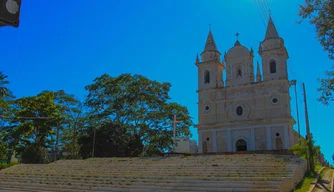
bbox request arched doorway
[236,139,247,151]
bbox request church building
[196,17,299,153]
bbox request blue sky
[1,0,333,163]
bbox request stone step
[0,171,293,178]
[0,180,280,192]
[0,175,284,186]
[0,174,286,181]
[4,166,295,172]
[3,168,294,173]
[13,162,291,166]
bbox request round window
[205,106,210,111]
[272,98,278,104]
[206,137,210,141]
[276,133,280,137]
[236,106,243,116]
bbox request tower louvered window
[270,60,277,74]
[204,71,210,84]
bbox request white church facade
[196,17,299,153]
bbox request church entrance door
[236,139,247,151]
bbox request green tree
[85,74,193,155]
[299,0,334,105]
[54,90,84,159]
[291,138,321,163]
[78,122,143,159]
[317,68,334,105]
[0,72,11,98]
[13,91,61,163]
[299,0,334,60]
[0,72,15,161]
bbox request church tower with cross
[195,17,299,153]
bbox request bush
[21,144,48,164]
[0,162,19,170]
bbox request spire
[234,40,241,46]
[204,30,218,52]
[256,61,262,82]
[265,17,279,39]
[196,53,200,64]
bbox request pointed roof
[256,62,261,76]
[256,61,262,82]
[265,17,279,39]
[234,40,241,46]
[204,30,218,52]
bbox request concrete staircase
[0,154,306,192]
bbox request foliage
[299,0,334,105]
[294,171,317,192]
[299,0,334,60]
[0,73,194,161]
[317,67,334,105]
[0,72,11,98]
[10,91,61,162]
[0,72,15,162]
[78,122,143,159]
[0,162,18,170]
[290,138,320,162]
[21,143,48,164]
[54,90,84,159]
[85,74,192,155]
[0,143,6,159]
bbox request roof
[265,17,279,39]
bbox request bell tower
[259,17,289,81]
[196,30,225,91]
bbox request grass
[294,171,317,192]
[315,164,323,172]
[0,162,19,170]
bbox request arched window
[270,60,277,74]
[237,69,242,77]
[204,70,210,84]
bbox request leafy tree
[54,90,84,159]
[0,72,15,161]
[21,143,48,164]
[299,0,334,105]
[78,122,143,159]
[13,91,61,163]
[85,74,193,155]
[290,138,321,164]
[0,72,11,98]
[299,0,334,59]
[317,67,334,105]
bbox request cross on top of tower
[234,32,241,46]
[235,32,240,40]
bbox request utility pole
[303,83,314,172]
[290,80,301,143]
[92,107,103,158]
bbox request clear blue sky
[1,0,333,163]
